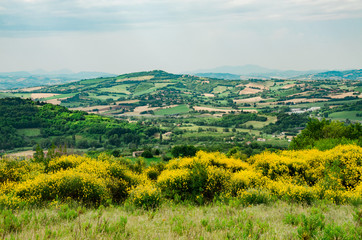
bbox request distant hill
[296,69,362,80]
[193,72,241,80]
[191,65,323,79]
[0,70,116,90]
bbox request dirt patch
[283,98,329,103]
[203,93,215,97]
[120,104,178,116]
[289,91,312,97]
[31,93,59,99]
[329,92,359,99]
[115,100,140,104]
[7,150,34,158]
[234,97,271,104]
[18,86,44,92]
[239,87,263,95]
[193,106,257,113]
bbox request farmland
[0,70,361,158]
[0,70,361,240]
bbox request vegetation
[290,119,362,150]
[0,73,361,238]
[0,98,159,150]
[0,143,361,238]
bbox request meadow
[0,144,361,239]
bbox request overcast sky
[0,0,361,74]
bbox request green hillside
[0,98,160,151]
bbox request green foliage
[290,118,362,150]
[171,145,197,158]
[232,189,275,207]
[297,209,325,240]
[58,204,78,220]
[0,97,159,150]
[263,113,309,134]
[141,150,153,158]
[0,210,22,234]
[207,112,267,128]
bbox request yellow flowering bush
[0,144,361,207]
[267,180,318,204]
[128,184,161,209]
[47,155,89,172]
[229,170,266,196]
[0,157,43,183]
[13,169,110,204]
[157,169,190,198]
[204,166,231,200]
[322,145,362,189]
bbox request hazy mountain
[193,65,276,75]
[296,69,362,80]
[193,72,241,80]
[0,70,116,90]
[191,65,324,79]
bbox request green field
[88,93,124,101]
[245,116,277,129]
[100,84,131,94]
[41,93,76,100]
[329,111,362,121]
[212,86,227,94]
[133,83,174,96]
[0,92,33,98]
[154,104,190,115]
[80,78,108,85]
[17,128,41,137]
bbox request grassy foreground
[1,144,361,239]
[1,201,361,239]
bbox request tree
[33,144,44,162]
[171,145,197,158]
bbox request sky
[0,0,361,74]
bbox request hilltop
[0,70,115,90]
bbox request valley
[1,70,361,158]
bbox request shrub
[47,155,87,172]
[157,169,190,199]
[13,170,109,204]
[141,150,153,158]
[233,189,274,206]
[229,170,265,196]
[128,184,161,209]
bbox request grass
[292,99,361,108]
[212,86,227,94]
[0,93,33,98]
[244,116,277,129]
[100,84,132,94]
[1,201,359,240]
[87,93,124,101]
[154,105,190,115]
[179,126,260,135]
[126,156,162,165]
[17,128,41,137]
[41,93,76,100]
[133,83,174,97]
[329,111,362,121]
[80,78,109,85]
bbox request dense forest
[0,98,160,150]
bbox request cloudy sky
[0,0,361,74]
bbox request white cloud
[0,0,361,72]
[1,0,361,34]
